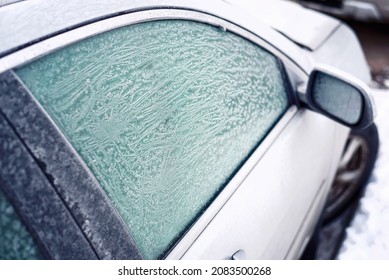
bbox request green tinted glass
[0,188,42,259]
[16,20,288,259]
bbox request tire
[322,123,379,224]
[302,124,379,259]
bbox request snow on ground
[338,89,389,259]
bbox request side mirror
[306,66,375,130]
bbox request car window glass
[15,20,289,259]
[0,188,42,259]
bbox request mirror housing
[306,65,375,130]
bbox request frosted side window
[0,189,42,259]
[16,20,289,259]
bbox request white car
[0,0,378,260]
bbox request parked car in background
[292,0,389,23]
[0,0,378,259]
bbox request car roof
[0,0,313,73]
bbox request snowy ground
[338,88,389,259]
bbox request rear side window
[0,188,42,259]
[16,20,289,259]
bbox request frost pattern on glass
[0,189,42,259]
[16,20,288,259]
[313,72,362,124]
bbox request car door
[0,9,349,259]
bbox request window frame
[0,9,307,259]
[0,99,100,259]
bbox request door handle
[231,250,246,260]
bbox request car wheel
[323,123,379,224]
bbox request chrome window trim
[0,9,306,259]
